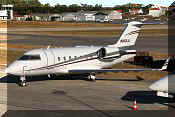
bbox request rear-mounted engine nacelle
[97,47,120,59]
[97,48,106,59]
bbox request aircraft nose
[149,77,168,92]
[149,82,158,91]
[5,65,13,74]
[5,62,23,75]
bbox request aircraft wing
[69,68,162,74]
[69,58,169,74]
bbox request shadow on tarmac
[96,76,144,82]
[0,74,82,84]
[0,74,144,84]
[122,90,175,108]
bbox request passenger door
[43,49,55,73]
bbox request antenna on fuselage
[47,45,51,49]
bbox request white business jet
[4,21,166,87]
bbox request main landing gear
[48,74,55,79]
[88,74,96,81]
[19,75,27,87]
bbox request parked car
[103,18,109,22]
[96,18,109,22]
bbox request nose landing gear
[19,75,27,87]
[88,74,96,81]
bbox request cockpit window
[18,55,41,60]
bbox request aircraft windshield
[18,55,41,60]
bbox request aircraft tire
[19,80,27,87]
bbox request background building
[129,8,143,15]
[94,12,108,22]
[108,10,123,21]
[76,11,97,22]
[62,13,77,21]
[0,4,13,20]
[0,10,7,20]
[149,5,167,17]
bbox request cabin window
[63,57,66,61]
[18,55,41,60]
[58,57,60,61]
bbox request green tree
[54,4,68,13]
[142,4,153,15]
[68,4,81,12]
[81,4,93,11]
[113,5,129,13]
[93,4,103,11]
[42,3,52,13]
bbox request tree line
[5,0,152,15]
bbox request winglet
[160,57,170,71]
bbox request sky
[39,0,174,7]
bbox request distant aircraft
[3,21,166,87]
[149,58,174,98]
[149,67,174,98]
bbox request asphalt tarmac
[7,34,168,53]
[6,25,168,32]
[0,75,170,112]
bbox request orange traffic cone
[133,99,138,111]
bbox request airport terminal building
[0,4,13,20]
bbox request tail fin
[110,21,143,48]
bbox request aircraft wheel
[19,80,27,87]
[88,74,96,81]
[19,76,27,87]
[172,95,175,100]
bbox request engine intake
[97,48,106,59]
